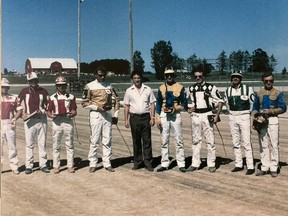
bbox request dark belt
[130,113,150,117]
[194,108,212,113]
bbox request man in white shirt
[224,71,255,175]
[124,70,156,171]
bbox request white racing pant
[24,117,48,169]
[191,112,216,168]
[88,111,112,168]
[1,119,19,171]
[229,114,254,169]
[159,112,185,168]
[258,117,279,172]
[52,117,74,168]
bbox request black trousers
[130,113,153,168]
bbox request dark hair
[96,65,107,73]
[130,70,143,79]
[262,72,274,81]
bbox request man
[224,71,255,175]
[82,66,120,173]
[252,72,286,178]
[18,72,50,174]
[47,76,77,174]
[186,70,224,173]
[1,78,23,174]
[124,70,156,171]
[155,68,187,173]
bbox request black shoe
[105,166,115,172]
[146,166,154,172]
[179,167,186,173]
[246,169,255,175]
[256,170,267,176]
[89,167,96,173]
[186,166,198,172]
[270,171,277,178]
[41,167,50,173]
[231,167,244,172]
[157,167,168,172]
[208,167,216,173]
[25,168,32,175]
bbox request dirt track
[1,107,288,216]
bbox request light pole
[129,0,134,73]
[77,0,83,79]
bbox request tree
[186,53,201,73]
[170,52,185,72]
[229,50,244,72]
[242,50,251,74]
[216,50,227,74]
[251,48,270,72]
[192,58,214,76]
[281,67,287,77]
[150,40,173,79]
[3,68,8,75]
[269,54,277,72]
[133,50,145,73]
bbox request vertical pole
[77,0,81,79]
[129,0,134,73]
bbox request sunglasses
[194,75,203,79]
[264,79,274,84]
[97,74,106,77]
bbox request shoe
[156,167,168,172]
[256,170,267,176]
[25,168,32,175]
[208,167,216,173]
[12,169,20,175]
[246,169,255,175]
[186,166,198,172]
[231,167,244,172]
[54,167,60,174]
[68,167,75,173]
[270,171,277,178]
[132,166,140,170]
[105,166,115,172]
[146,166,154,172]
[89,167,96,173]
[41,166,50,173]
[179,167,186,173]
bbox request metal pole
[77,0,81,79]
[129,0,134,73]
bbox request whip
[73,118,82,145]
[115,124,132,157]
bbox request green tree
[251,48,270,72]
[150,40,173,79]
[216,50,227,74]
[269,54,277,72]
[3,68,8,75]
[170,52,185,72]
[133,50,145,73]
[192,59,214,76]
[281,67,287,77]
[186,53,201,73]
[242,50,251,73]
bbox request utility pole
[129,0,134,73]
[77,0,82,79]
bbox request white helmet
[27,72,38,81]
[55,76,67,85]
[1,78,10,87]
[164,68,175,74]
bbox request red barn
[25,58,77,75]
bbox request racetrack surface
[1,107,288,216]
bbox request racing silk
[18,86,49,115]
[1,94,23,120]
[187,81,223,113]
[225,84,254,115]
[252,87,287,115]
[48,92,77,116]
[156,82,187,115]
[82,79,120,115]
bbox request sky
[2,0,288,73]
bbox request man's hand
[112,117,118,125]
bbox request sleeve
[248,86,255,111]
[251,92,260,117]
[276,92,287,113]
[70,96,77,111]
[149,88,156,104]
[111,87,120,117]
[156,89,163,115]
[47,98,55,112]
[174,86,187,111]
[81,84,90,108]
[123,89,130,105]
[223,88,230,111]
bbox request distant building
[25,58,77,75]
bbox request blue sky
[2,0,288,73]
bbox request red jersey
[1,94,22,120]
[48,92,77,115]
[18,86,49,115]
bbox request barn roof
[28,58,77,69]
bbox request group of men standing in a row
[1,66,286,177]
